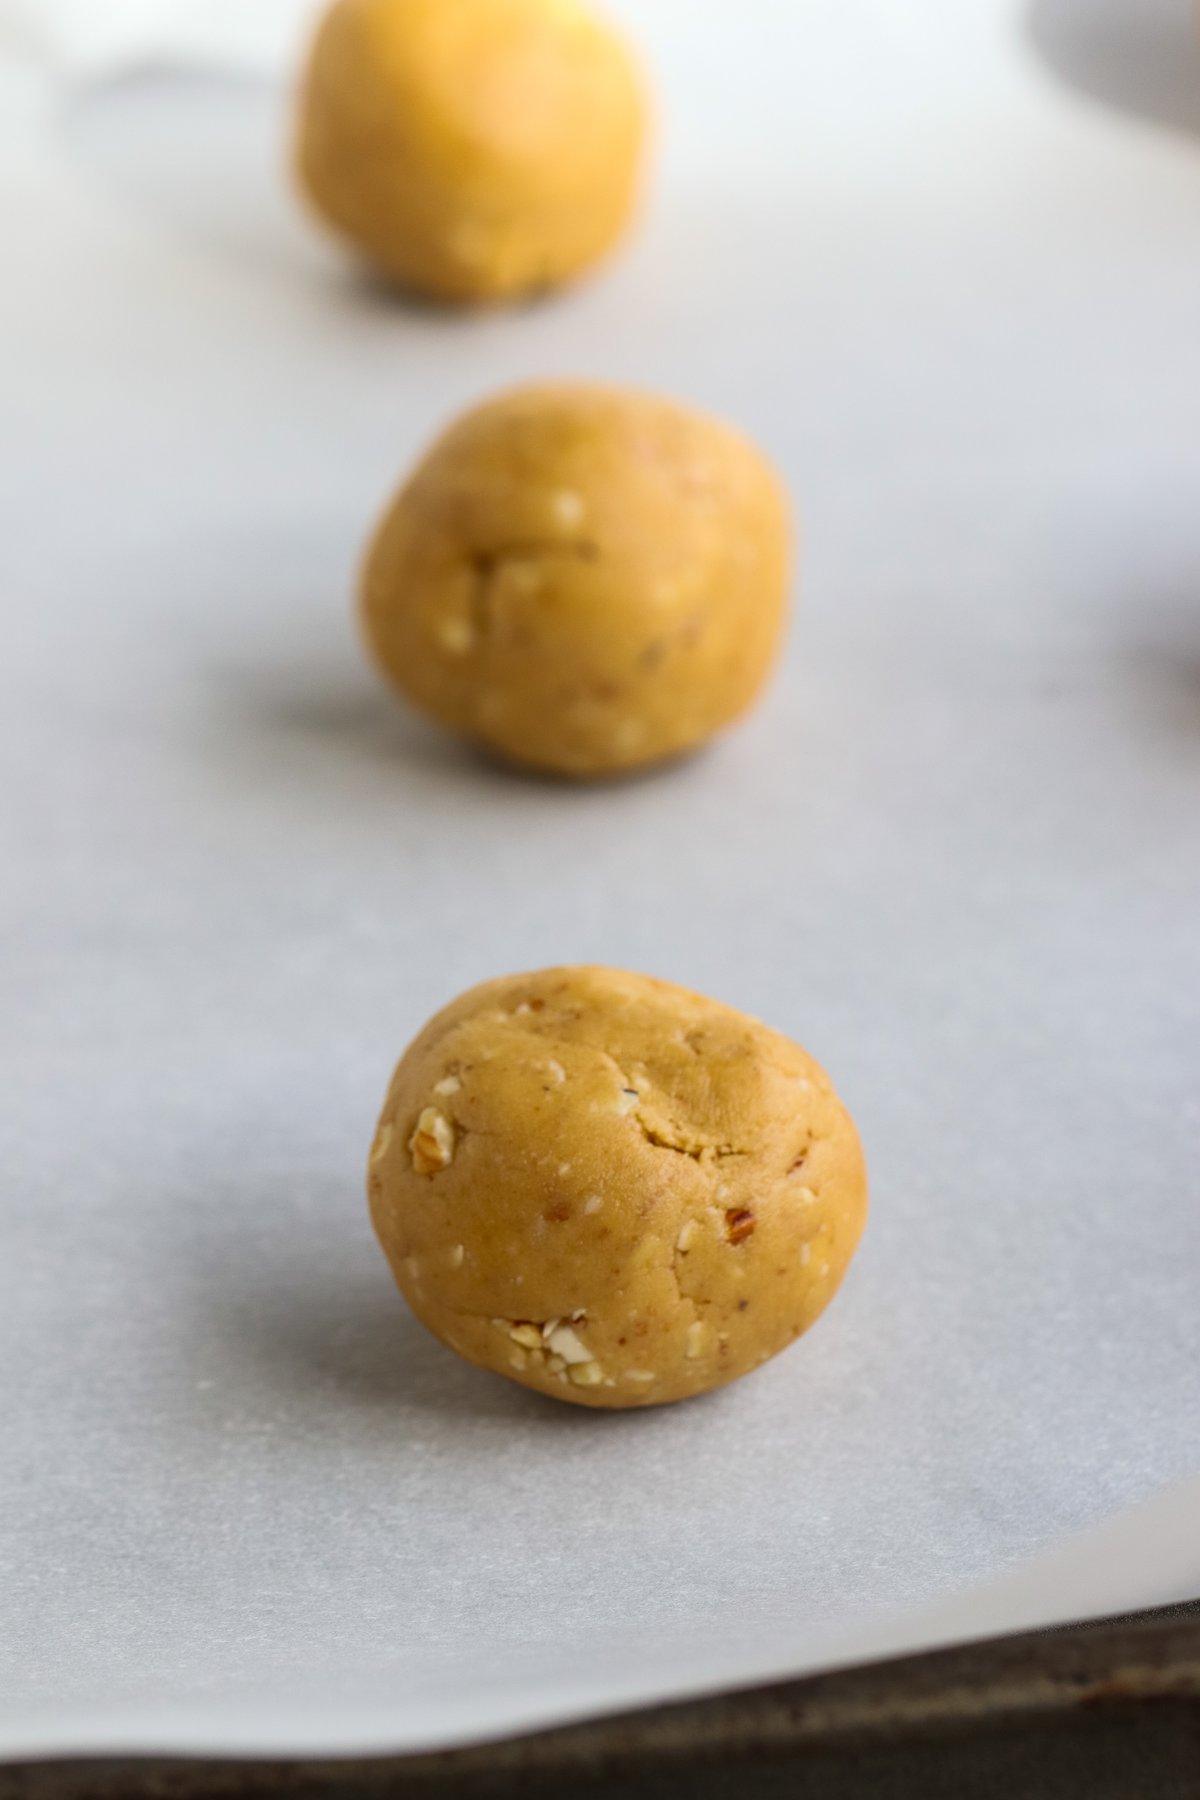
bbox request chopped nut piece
[404,1258,421,1282]
[686,1320,706,1360]
[796,1185,818,1205]
[623,1369,656,1384]
[676,1218,699,1253]
[509,1349,527,1371]
[448,1244,465,1268]
[799,1243,812,1267]
[545,1060,566,1083]
[410,1107,454,1175]
[584,1195,603,1215]
[546,1353,567,1375]
[434,1075,462,1097]
[540,1318,561,1340]
[568,1360,603,1387]
[726,1209,756,1245]
[509,1323,543,1349]
[545,1324,590,1364]
[553,489,585,528]
[615,1086,639,1114]
[369,1121,395,1167]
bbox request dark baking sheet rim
[4,1604,1198,1798]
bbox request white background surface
[1,0,1199,1761]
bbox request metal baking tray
[5,1606,1197,1800]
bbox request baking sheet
[1,0,1199,1762]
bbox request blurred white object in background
[0,0,320,79]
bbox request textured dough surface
[295,0,648,301]
[360,383,794,776]
[368,968,867,1409]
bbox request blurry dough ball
[360,383,793,776]
[368,967,867,1410]
[295,0,649,302]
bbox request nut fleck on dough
[295,0,650,304]
[367,967,867,1410]
[409,1108,454,1175]
[359,383,793,778]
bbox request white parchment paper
[1,0,1198,1762]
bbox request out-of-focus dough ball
[359,383,794,776]
[368,967,867,1409]
[295,0,649,302]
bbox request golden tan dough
[368,967,867,1409]
[295,0,649,302]
[359,382,794,776]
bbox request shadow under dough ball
[295,0,650,302]
[368,967,867,1409]
[359,383,794,776]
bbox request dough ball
[359,383,793,776]
[368,967,867,1409]
[295,0,649,302]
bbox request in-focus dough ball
[360,383,793,775]
[295,0,649,302]
[368,968,867,1409]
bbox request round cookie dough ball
[359,383,793,776]
[368,968,866,1409]
[295,0,649,302]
